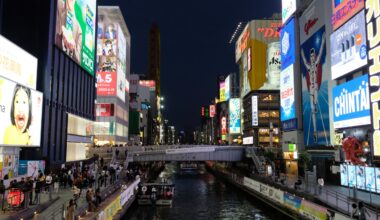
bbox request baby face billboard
[0,76,43,146]
[55,0,96,76]
[300,26,330,146]
[330,11,367,79]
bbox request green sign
[288,144,296,152]
[55,0,96,76]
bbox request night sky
[101,0,281,131]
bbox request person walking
[317,176,324,195]
[358,201,371,220]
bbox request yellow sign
[104,196,121,220]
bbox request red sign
[201,107,205,117]
[304,18,318,35]
[239,31,250,54]
[139,80,156,91]
[95,104,114,117]
[7,189,24,206]
[256,22,281,38]
[210,105,216,118]
[96,72,116,96]
[332,0,364,30]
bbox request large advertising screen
[55,0,96,75]
[229,98,241,134]
[281,17,296,70]
[357,166,365,190]
[282,0,296,24]
[331,0,364,31]
[280,64,295,122]
[340,164,348,186]
[0,76,43,147]
[332,74,370,129]
[300,1,330,146]
[0,35,38,89]
[330,11,367,80]
[348,165,356,187]
[376,168,380,193]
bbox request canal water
[123,163,290,220]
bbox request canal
[123,163,291,220]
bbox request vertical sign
[252,96,258,126]
[366,0,380,156]
[282,0,297,24]
[280,64,296,122]
[281,17,296,70]
[210,105,216,118]
[229,98,241,134]
[299,0,330,146]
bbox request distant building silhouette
[148,24,161,96]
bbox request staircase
[246,147,266,175]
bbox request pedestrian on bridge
[317,176,324,195]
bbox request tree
[299,151,312,191]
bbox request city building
[94,6,131,147]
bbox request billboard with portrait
[356,166,365,190]
[280,64,295,122]
[300,1,330,146]
[0,76,43,147]
[330,11,367,79]
[332,74,370,129]
[348,165,356,187]
[331,0,364,31]
[55,0,96,75]
[281,17,296,70]
[229,98,241,134]
[365,167,376,192]
[340,164,348,186]
[0,35,38,89]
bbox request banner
[300,200,327,220]
[283,192,302,210]
[332,74,370,129]
[0,35,37,89]
[331,0,364,31]
[104,195,121,220]
[229,98,241,134]
[55,0,96,75]
[330,11,367,79]
[243,177,260,192]
[0,76,43,147]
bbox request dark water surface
[123,163,290,220]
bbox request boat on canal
[137,182,175,206]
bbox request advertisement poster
[365,167,376,192]
[224,76,231,101]
[332,74,370,129]
[340,164,348,186]
[356,166,365,190]
[282,0,296,24]
[300,200,327,220]
[18,160,28,176]
[96,104,114,117]
[283,193,302,210]
[117,24,126,75]
[0,35,38,89]
[96,72,117,96]
[281,17,296,70]
[331,0,364,31]
[348,165,356,187]
[229,98,241,134]
[330,11,367,79]
[219,81,226,102]
[376,168,380,193]
[0,76,43,147]
[280,64,295,122]
[300,26,330,146]
[55,0,96,75]
[27,160,45,178]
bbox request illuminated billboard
[282,0,296,24]
[55,0,96,75]
[280,64,295,122]
[96,72,116,96]
[330,11,367,80]
[332,74,370,129]
[139,80,156,91]
[0,76,43,147]
[225,76,231,101]
[229,98,241,134]
[210,105,216,118]
[116,65,125,102]
[366,0,380,156]
[95,103,114,117]
[219,81,226,102]
[331,0,364,31]
[281,17,296,70]
[252,96,258,126]
[0,35,37,89]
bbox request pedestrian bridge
[90,145,246,162]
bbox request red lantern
[7,189,24,206]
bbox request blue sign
[282,118,297,131]
[333,74,370,129]
[281,17,296,70]
[284,192,302,210]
